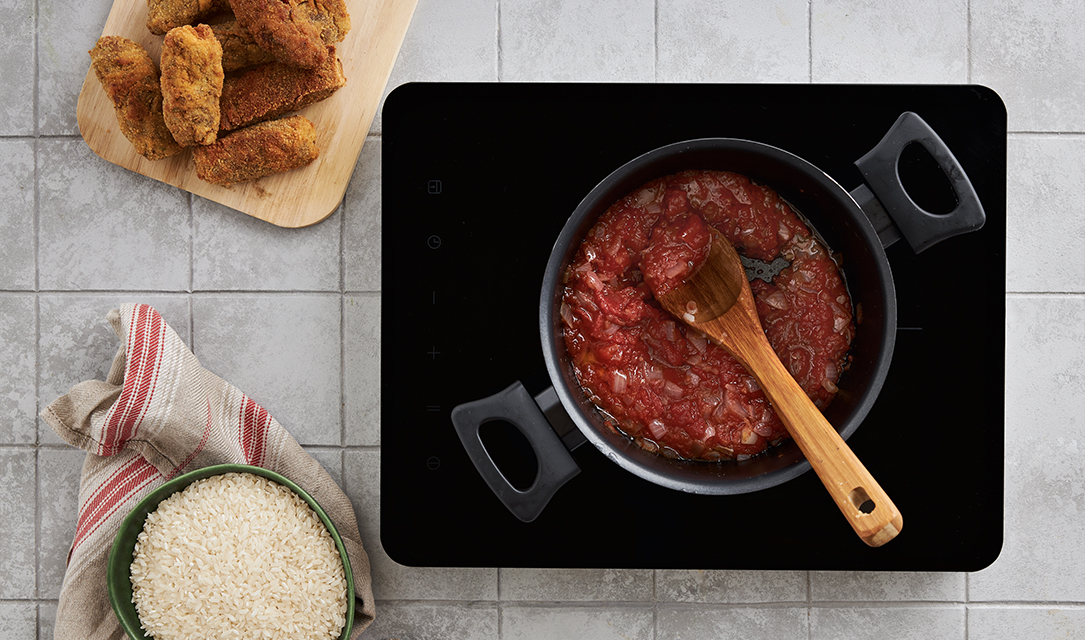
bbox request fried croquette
[193,115,319,185]
[296,0,351,45]
[88,36,183,161]
[209,18,276,72]
[218,49,345,132]
[160,24,224,146]
[146,0,231,35]
[229,0,350,69]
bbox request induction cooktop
[379,83,1006,570]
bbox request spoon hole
[849,487,876,514]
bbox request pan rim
[539,137,898,495]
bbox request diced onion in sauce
[761,291,788,310]
[647,419,667,439]
[611,371,628,393]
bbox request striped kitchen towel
[40,303,375,640]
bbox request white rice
[130,472,347,640]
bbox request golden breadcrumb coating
[193,115,319,185]
[160,24,224,146]
[296,0,351,45]
[88,36,183,161]
[209,18,276,72]
[218,49,345,132]
[146,0,231,35]
[229,0,350,69]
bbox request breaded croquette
[88,36,183,161]
[193,115,319,185]
[218,49,345,132]
[295,0,351,46]
[229,0,350,69]
[146,0,231,35]
[160,24,224,146]
[209,18,276,72]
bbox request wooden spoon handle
[714,314,903,547]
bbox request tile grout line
[653,0,659,83]
[808,0,813,83]
[188,191,195,352]
[652,569,658,640]
[807,570,813,640]
[966,0,973,86]
[495,0,502,82]
[340,178,347,450]
[33,0,42,611]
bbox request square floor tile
[658,570,807,604]
[37,140,190,291]
[501,568,653,602]
[0,0,33,135]
[0,139,35,289]
[658,605,808,640]
[343,138,381,293]
[358,602,498,640]
[968,606,1085,640]
[0,602,37,640]
[504,606,653,640]
[0,449,36,598]
[969,296,1085,601]
[809,606,963,640]
[810,571,964,602]
[972,0,1085,132]
[0,295,37,444]
[812,0,968,83]
[1005,135,1085,293]
[499,0,655,81]
[658,0,809,83]
[343,295,380,446]
[37,447,86,599]
[37,1,114,135]
[192,295,342,446]
[193,198,341,291]
[37,603,57,640]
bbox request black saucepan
[452,112,984,522]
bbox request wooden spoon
[655,228,903,547]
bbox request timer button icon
[427,235,442,249]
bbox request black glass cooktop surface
[380,83,1005,570]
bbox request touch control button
[427,179,443,194]
[426,456,441,471]
[427,235,442,249]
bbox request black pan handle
[853,111,985,253]
[451,382,580,523]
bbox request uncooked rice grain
[130,472,347,640]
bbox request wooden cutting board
[76,0,417,228]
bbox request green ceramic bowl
[107,463,355,640]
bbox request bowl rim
[106,463,356,640]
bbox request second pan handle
[854,111,985,253]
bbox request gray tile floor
[2,0,1084,638]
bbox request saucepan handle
[451,382,580,523]
[853,111,985,253]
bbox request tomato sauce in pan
[560,170,855,461]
